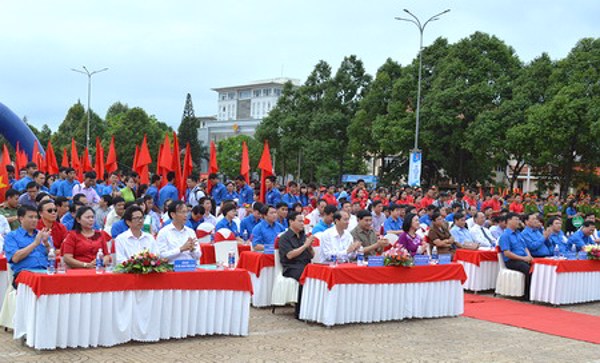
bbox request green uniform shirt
[0,207,19,230]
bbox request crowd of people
[2,161,600,314]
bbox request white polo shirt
[114,229,160,263]
[319,226,353,263]
[156,223,201,262]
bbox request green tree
[216,135,262,180]
[52,101,105,153]
[178,93,208,170]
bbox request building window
[239,90,251,99]
[228,92,236,100]
[220,93,227,101]
[262,88,271,97]
[253,89,261,98]
[274,88,282,96]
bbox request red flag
[207,141,218,195]
[95,137,105,180]
[15,142,27,174]
[258,140,274,203]
[132,145,140,174]
[61,148,69,168]
[45,140,59,175]
[171,132,183,198]
[31,141,45,172]
[240,141,250,184]
[105,136,118,173]
[159,133,173,172]
[135,134,152,184]
[181,142,193,195]
[2,144,11,169]
[71,138,81,180]
[156,143,163,176]
[0,157,9,203]
[81,147,93,173]
[479,187,483,200]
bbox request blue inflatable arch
[0,102,44,158]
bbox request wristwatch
[83,262,88,268]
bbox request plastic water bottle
[553,244,560,259]
[330,254,337,267]
[571,243,577,253]
[47,248,56,275]
[57,255,66,274]
[431,246,438,262]
[228,250,236,269]
[96,248,105,274]
[356,246,364,266]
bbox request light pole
[71,66,108,148]
[395,8,450,151]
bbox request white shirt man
[319,211,362,263]
[306,200,326,232]
[0,214,10,252]
[156,201,201,262]
[469,212,496,248]
[114,207,160,263]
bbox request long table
[199,243,251,265]
[299,263,467,326]
[237,251,275,307]
[530,258,600,305]
[453,249,499,291]
[14,268,253,350]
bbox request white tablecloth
[300,279,464,326]
[458,261,499,291]
[530,263,600,305]
[0,271,8,308]
[15,286,251,350]
[248,267,275,307]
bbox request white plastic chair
[494,251,525,297]
[384,233,399,245]
[196,222,215,243]
[271,249,299,310]
[0,265,16,330]
[214,241,239,267]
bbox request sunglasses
[44,208,58,213]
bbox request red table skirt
[532,258,600,273]
[453,249,498,266]
[237,251,275,277]
[300,263,467,290]
[200,243,251,264]
[16,268,253,297]
[0,255,6,271]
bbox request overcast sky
[1,0,598,132]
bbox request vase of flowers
[383,246,414,267]
[584,245,600,260]
[115,249,173,274]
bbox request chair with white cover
[196,222,215,243]
[0,266,16,330]
[383,233,399,245]
[214,241,239,267]
[214,228,237,243]
[494,251,525,297]
[271,248,299,312]
[311,232,324,263]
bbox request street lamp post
[395,8,449,186]
[71,66,108,148]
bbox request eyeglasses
[44,208,57,213]
[130,217,144,221]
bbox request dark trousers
[505,259,532,300]
[283,266,305,319]
[12,272,19,290]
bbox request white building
[198,78,301,146]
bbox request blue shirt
[58,179,79,198]
[3,227,48,274]
[222,191,240,202]
[251,220,285,247]
[521,226,552,257]
[567,230,593,252]
[158,183,179,208]
[238,184,254,205]
[277,217,289,229]
[282,193,301,209]
[49,179,64,196]
[240,215,261,238]
[61,213,75,230]
[111,219,129,239]
[215,218,239,237]
[185,217,203,231]
[384,217,402,234]
[210,183,227,206]
[548,231,568,253]
[312,220,332,234]
[146,185,159,207]
[419,214,432,226]
[12,176,33,192]
[445,213,454,222]
[299,194,309,207]
[450,225,474,243]
[266,188,282,206]
[499,228,527,262]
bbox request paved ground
[1,293,599,363]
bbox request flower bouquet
[383,246,414,267]
[115,249,173,274]
[583,245,600,260]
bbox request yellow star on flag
[0,175,7,189]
